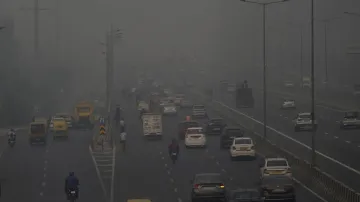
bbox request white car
[340,111,360,129]
[230,137,256,160]
[284,81,294,88]
[162,104,177,115]
[294,112,317,132]
[185,127,206,148]
[281,99,296,109]
[260,157,292,178]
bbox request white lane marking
[174,188,178,192]
[96,159,112,162]
[221,169,226,173]
[229,177,233,181]
[41,182,46,186]
[40,192,43,196]
[216,161,220,165]
[43,174,47,178]
[89,145,107,198]
[170,178,174,183]
[44,160,47,164]
[160,152,163,155]
[256,151,328,202]
[161,156,164,160]
[46,150,49,153]
[284,117,288,119]
[215,100,360,176]
[324,132,328,135]
[345,141,351,144]
[280,114,282,117]
[177,198,182,202]
[97,164,113,167]
[44,167,47,171]
[167,170,171,175]
[334,136,339,139]
[165,164,168,167]
[110,141,116,202]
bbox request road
[112,94,321,202]
[0,128,105,202]
[212,86,360,191]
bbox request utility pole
[310,0,316,167]
[20,0,49,56]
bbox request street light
[240,0,290,139]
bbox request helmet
[69,172,74,176]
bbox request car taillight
[193,184,199,189]
[219,183,225,189]
[232,146,236,150]
[264,169,269,174]
[286,168,292,173]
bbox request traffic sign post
[100,124,106,135]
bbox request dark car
[206,118,227,135]
[226,188,264,202]
[178,121,200,140]
[260,176,295,201]
[220,127,245,149]
[190,173,226,202]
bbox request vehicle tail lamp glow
[219,183,225,189]
[193,184,200,189]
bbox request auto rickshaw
[29,120,48,144]
[52,117,69,139]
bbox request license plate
[70,191,76,194]
[202,187,215,191]
[213,128,220,131]
[239,147,247,151]
[172,153,177,156]
[271,171,283,174]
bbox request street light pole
[240,0,290,139]
[310,0,316,167]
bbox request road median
[189,89,360,202]
[91,121,113,152]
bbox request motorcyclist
[64,172,79,199]
[7,129,16,143]
[168,138,180,157]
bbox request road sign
[100,125,106,135]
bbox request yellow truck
[29,119,48,144]
[52,117,69,139]
[74,101,95,129]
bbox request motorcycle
[67,189,78,202]
[8,137,16,148]
[171,152,178,164]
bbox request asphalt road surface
[0,128,105,202]
[210,86,360,191]
[111,94,322,202]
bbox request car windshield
[262,176,292,185]
[195,174,222,183]
[298,114,311,119]
[232,191,260,199]
[235,138,252,144]
[226,129,244,137]
[188,128,203,134]
[193,105,205,110]
[267,160,288,167]
[31,124,45,133]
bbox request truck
[74,101,95,129]
[142,113,163,139]
[235,80,254,108]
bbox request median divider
[189,89,360,202]
[91,119,113,151]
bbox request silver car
[281,99,296,109]
[294,112,317,132]
[340,111,360,129]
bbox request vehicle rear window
[31,124,45,133]
[193,105,205,110]
[298,114,311,119]
[233,191,260,199]
[188,128,203,134]
[226,129,244,137]
[77,107,90,113]
[235,139,252,144]
[195,174,222,183]
[267,160,288,167]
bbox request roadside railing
[190,89,360,202]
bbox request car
[220,127,245,149]
[180,100,193,108]
[190,173,226,202]
[284,81,294,88]
[260,176,295,202]
[55,113,74,128]
[226,188,264,202]
[293,112,317,132]
[230,137,256,160]
[192,105,208,118]
[162,104,177,115]
[206,118,227,135]
[185,127,207,148]
[260,157,292,178]
[174,94,185,106]
[281,99,296,109]
[178,121,200,140]
[340,111,360,129]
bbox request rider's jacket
[65,175,79,190]
[168,143,179,154]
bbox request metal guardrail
[190,89,360,202]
